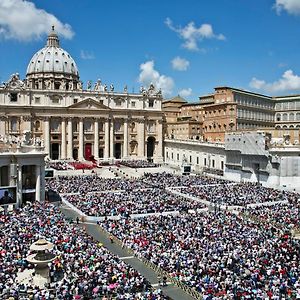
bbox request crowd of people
[119,160,159,169]
[100,211,300,299]
[142,172,228,188]
[65,189,206,217]
[46,175,151,194]
[0,203,168,299]
[242,199,300,230]
[178,182,299,206]
[46,161,71,171]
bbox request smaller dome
[26,26,79,78]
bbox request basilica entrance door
[114,143,122,159]
[84,143,92,160]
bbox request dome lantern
[46,25,60,47]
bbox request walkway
[60,205,195,300]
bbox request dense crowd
[100,212,300,299]
[179,182,300,206]
[46,161,71,171]
[0,203,168,299]
[65,189,206,217]
[243,199,300,230]
[119,160,159,168]
[46,175,151,194]
[143,172,228,188]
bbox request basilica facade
[0,27,164,162]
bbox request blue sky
[1,0,300,101]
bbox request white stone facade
[164,139,226,175]
[0,28,164,162]
[0,146,46,206]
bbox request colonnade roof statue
[26,26,79,79]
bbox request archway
[73,148,78,160]
[114,143,122,159]
[84,143,92,160]
[51,143,59,160]
[147,136,156,161]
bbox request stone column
[44,117,50,158]
[78,118,84,160]
[138,120,145,158]
[0,117,6,135]
[104,119,110,159]
[17,164,22,208]
[35,165,41,202]
[94,119,99,159]
[67,118,73,159]
[123,119,128,158]
[61,118,66,159]
[156,119,163,162]
[40,160,45,202]
[110,118,114,158]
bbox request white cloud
[278,62,288,68]
[274,0,300,15]
[179,88,192,98]
[0,0,74,41]
[80,50,95,60]
[165,17,225,51]
[250,70,300,93]
[138,60,174,96]
[171,56,190,71]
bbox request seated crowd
[0,203,168,299]
[46,161,71,171]
[242,199,300,230]
[65,189,206,217]
[119,160,158,169]
[100,212,300,299]
[46,175,151,194]
[179,182,300,206]
[143,172,228,188]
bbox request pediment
[68,98,110,110]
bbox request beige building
[0,27,164,162]
[163,87,300,145]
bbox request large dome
[26,26,79,78]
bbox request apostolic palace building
[0,27,164,163]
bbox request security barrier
[98,226,203,300]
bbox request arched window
[282,113,288,121]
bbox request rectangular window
[73,99,78,104]
[52,98,59,104]
[204,158,207,166]
[10,118,18,132]
[149,99,154,108]
[190,155,192,163]
[171,153,173,159]
[10,93,18,102]
[35,97,40,104]
[197,157,199,165]
[115,99,122,106]
[212,160,215,168]
[177,153,179,161]
[221,161,224,170]
[131,101,136,107]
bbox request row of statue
[0,132,44,148]
[1,73,162,96]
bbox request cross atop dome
[46,25,60,47]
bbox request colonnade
[42,116,162,160]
